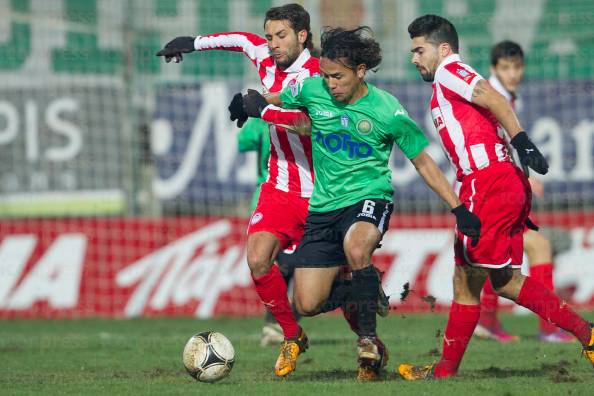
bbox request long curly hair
[320,26,382,71]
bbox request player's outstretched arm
[471,79,548,174]
[410,150,481,246]
[235,90,310,135]
[156,32,268,65]
[262,106,311,136]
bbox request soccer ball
[182,331,235,383]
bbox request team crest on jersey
[356,119,373,135]
[456,68,469,78]
[457,68,474,82]
[289,80,299,97]
[340,114,349,127]
[251,212,263,225]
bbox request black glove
[452,204,481,247]
[228,93,248,128]
[242,89,269,118]
[525,217,539,231]
[156,36,195,63]
[510,131,549,175]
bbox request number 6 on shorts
[362,200,376,215]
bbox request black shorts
[276,249,298,277]
[293,198,393,268]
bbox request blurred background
[1,0,593,318]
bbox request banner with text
[1,214,593,318]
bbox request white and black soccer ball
[182,331,235,383]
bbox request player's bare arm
[472,79,548,174]
[470,79,522,138]
[410,151,460,209]
[410,150,481,246]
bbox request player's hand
[525,217,539,231]
[228,93,248,128]
[243,89,269,118]
[510,131,549,175]
[156,36,195,63]
[452,204,481,247]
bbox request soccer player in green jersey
[237,118,271,211]
[236,26,481,380]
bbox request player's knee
[452,271,482,303]
[247,252,272,278]
[344,246,371,270]
[293,297,320,317]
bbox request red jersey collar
[436,53,462,74]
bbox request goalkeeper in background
[473,40,574,343]
[236,118,301,347]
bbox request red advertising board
[1,214,593,318]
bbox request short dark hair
[320,26,382,71]
[264,3,313,51]
[408,14,459,53]
[491,40,524,66]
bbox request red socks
[516,276,591,346]
[435,302,481,378]
[479,278,499,328]
[529,263,557,334]
[252,264,299,339]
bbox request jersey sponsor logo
[431,108,446,131]
[250,212,263,225]
[314,131,373,159]
[315,110,334,117]
[340,114,349,127]
[356,119,373,135]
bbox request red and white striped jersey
[194,32,319,197]
[430,54,511,181]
